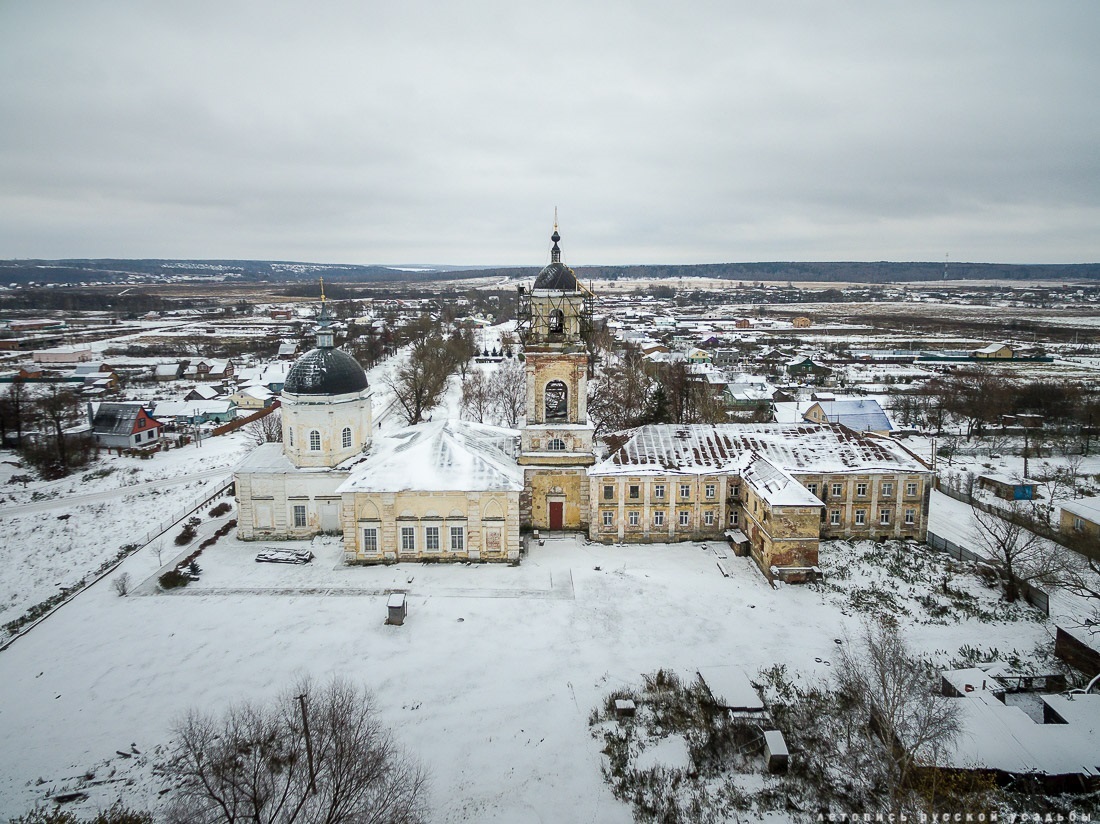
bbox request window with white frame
[628,511,639,526]
[679,510,689,526]
[1074,517,1084,531]
[449,526,464,552]
[680,483,691,498]
[309,430,321,451]
[342,427,352,449]
[728,510,738,526]
[654,484,665,499]
[547,438,566,451]
[602,511,613,527]
[288,429,294,447]
[856,483,867,497]
[705,483,716,499]
[855,510,866,525]
[904,509,915,525]
[401,526,415,552]
[832,482,843,497]
[881,482,893,497]
[830,509,840,525]
[704,510,714,526]
[425,526,440,552]
[879,509,891,525]
[906,482,918,497]
[653,511,665,526]
[807,483,818,495]
[293,505,307,528]
[362,527,378,553]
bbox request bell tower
[517,221,595,532]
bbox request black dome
[533,261,579,291]
[283,347,369,396]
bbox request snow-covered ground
[0,532,1064,821]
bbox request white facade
[281,387,373,468]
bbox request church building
[234,225,933,582]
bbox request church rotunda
[280,301,372,468]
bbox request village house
[972,341,1014,359]
[88,402,164,450]
[799,399,893,434]
[1059,498,1100,554]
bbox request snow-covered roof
[810,400,893,432]
[153,400,233,418]
[696,666,765,711]
[339,420,522,494]
[1059,497,1100,524]
[592,423,926,478]
[938,691,1100,779]
[740,453,822,507]
[90,402,153,435]
[187,384,220,400]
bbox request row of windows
[604,483,718,501]
[361,525,466,553]
[805,481,920,499]
[822,508,917,526]
[601,510,719,528]
[288,427,355,450]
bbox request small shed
[725,529,750,557]
[940,668,1006,701]
[978,474,1037,502]
[763,729,789,773]
[386,593,407,626]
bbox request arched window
[548,308,565,334]
[309,430,321,451]
[342,427,352,449]
[547,437,566,451]
[544,380,568,421]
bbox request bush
[159,569,190,589]
[209,502,232,518]
[174,516,202,546]
[112,572,131,597]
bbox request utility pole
[296,693,318,795]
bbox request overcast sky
[1,1,1098,266]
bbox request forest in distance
[2,257,1100,286]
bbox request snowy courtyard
[0,527,1061,822]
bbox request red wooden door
[549,501,564,530]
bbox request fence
[926,530,1049,615]
[211,400,280,437]
[935,481,1096,559]
[138,476,235,548]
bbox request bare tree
[243,410,283,445]
[386,337,454,425]
[970,502,1076,602]
[587,344,650,435]
[833,620,961,812]
[165,676,427,824]
[489,360,526,428]
[460,370,493,423]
